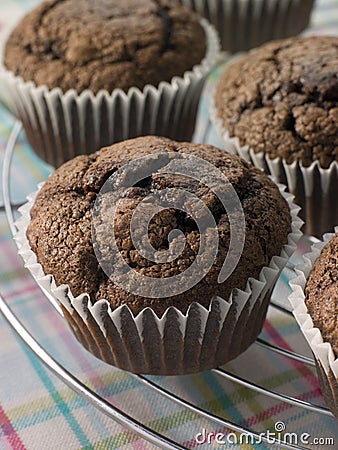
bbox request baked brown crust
[4,0,206,94]
[215,36,338,168]
[27,136,291,316]
[305,233,338,357]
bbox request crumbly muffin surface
[305,233,338,357]
[215,36,338,168]
[27,136,291,316]
[5,0,206,93]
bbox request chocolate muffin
[213,36,338,238]
[290,230,338,417]
[4,0,206,94]
[179,0,314,53]
[20,136,301,374]
[26,136,292,317]
[215,36,338,169]
[2,0,219,168]
[305,233,338,357]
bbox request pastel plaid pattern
[0,1,338,449]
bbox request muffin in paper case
[179,0,314,52]
[289,228,338,418]
[211,104,338,239]
[14,181,302,375]
[0,18,220,168]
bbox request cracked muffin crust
[215,36,338,168]
[4,0,206,93]
[305,232,338,357]
[27,136,292,317]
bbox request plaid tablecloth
[0,1,338,449]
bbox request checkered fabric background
[0,1,337,449]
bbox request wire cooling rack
[0,121,336,450]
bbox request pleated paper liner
[0,19,220,168]
[179,0,314,52]
[14,180,302,375]
[211,105,338,238]
[289,228,338,418]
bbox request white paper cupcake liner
[14,182,302,375]
[179,0,314,52]
[289,228,338,417]
[211,104,338,238]
[0,19,220,168]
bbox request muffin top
[27,136,291,316]
[215,36,338,168]
[305,233,338,357]
[4,0,206,94]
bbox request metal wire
[255,338,316,367]
[2,121,64,317]
[0,121,335,450]
[2,120,21,236]
[0,202,24,212]
[132,375,309,450]
[0,292,184,450]
[212,369,331,416]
